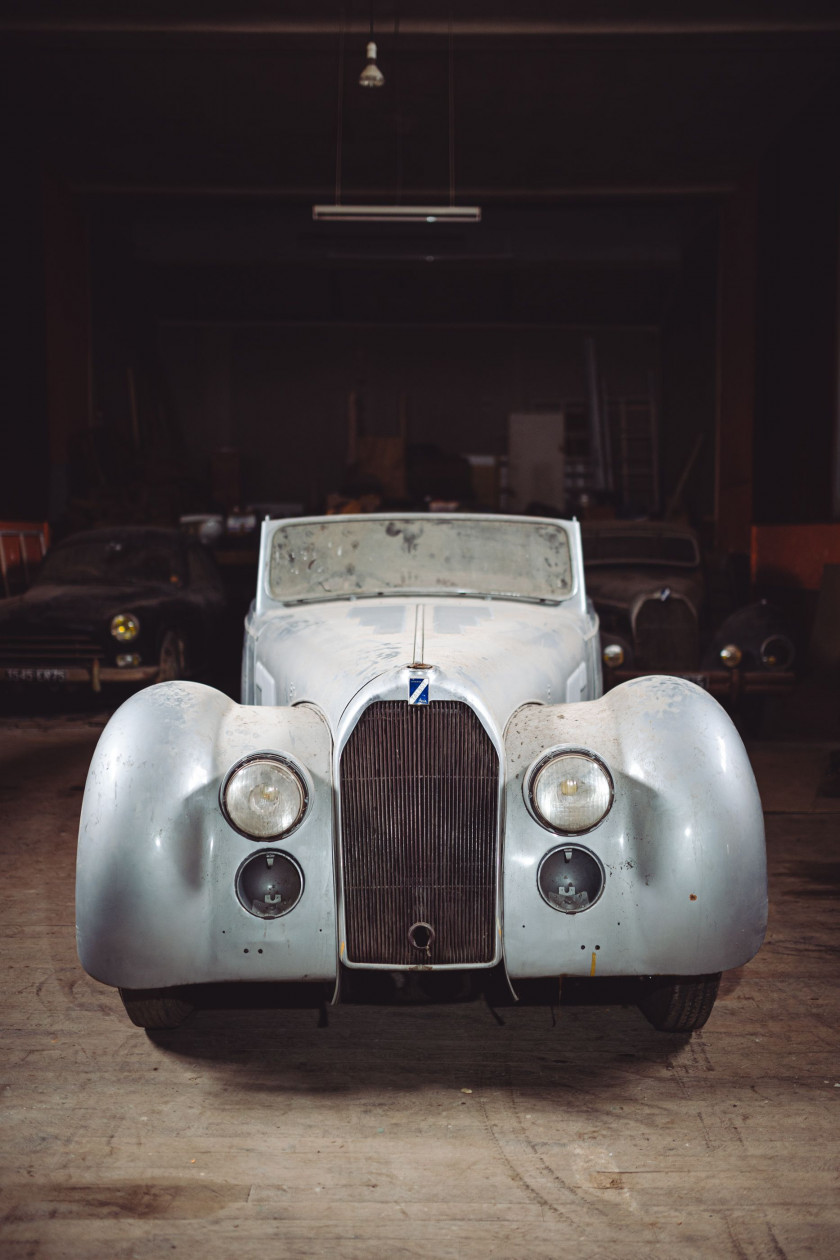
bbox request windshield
[267,516,573,604]
[36,536,185,587]
[582,530,699,567]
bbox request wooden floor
[1,697,839,1259]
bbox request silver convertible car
[76,514,767,1032]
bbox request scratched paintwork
[76,513,766,992]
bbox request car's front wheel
[118,987,194,1029]
[637,972,721,1032]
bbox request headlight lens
[111,612,140,642]
[602,643,624,668]
[222,756,306,838]
[760,634,794,671]
[720,643,742,669]
[530,752,613,834]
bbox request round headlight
[602,643,625,669]
[222,755,307,839]
[760,634,794,671]
[111,612,140,642]
[529,751,613,834]
[719,643,742,669]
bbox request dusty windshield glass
[268,517,573,603]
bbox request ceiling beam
[4,16,840,38]
[77,183,733,200]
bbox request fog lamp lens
[530,752,613,834]
[720,644,742,669]
[223,756,306,838]
[602,643,624,668]
[111,613,140,642]
[116,653,141,667]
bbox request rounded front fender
[76,681,335,989]
[503,676,767,978]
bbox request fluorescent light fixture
[312,204,482,224]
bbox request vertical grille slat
[340,701,499,966]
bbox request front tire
[118,987,194,1029]
[637,972,721,1032]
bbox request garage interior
[2,3,840,1257]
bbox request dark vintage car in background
[582,520,796,701]
[0,526,227,693]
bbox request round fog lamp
[222,755,306,838]
[111,612,140,642]
[236,850,303,919]
[530,752,613,834]
[538,845,605,913]
[719,643,742,669]
[602,643,625,669]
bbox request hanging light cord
[335,4,346,205]
[394,6,403,204]
[448,5,455,206]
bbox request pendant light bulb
[359,40,385,88]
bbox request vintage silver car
[76,514,767,1033]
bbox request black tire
[156,630,187,682]
[118,987,194,1029]
[637,972,721,1033]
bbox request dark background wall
[1,4,840,557]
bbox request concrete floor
[1,693,839,1259]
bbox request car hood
[0,583,174,632]
[584,566,704,613]
[251,597,592,730]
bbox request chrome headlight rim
[526,747,615,836]
[110,612,141,642]
[220,751,309,841]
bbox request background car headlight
[719,643,742,668]
[111,612,140,642]
[602,642,625,668]
[529,751,613,834]
[222,755,307,838]
[760,634,795,671]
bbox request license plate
[5,667,67,683]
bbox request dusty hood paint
[251,597,593,730]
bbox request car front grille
[634,597,699,672]
[0,633,103,666]
[339,700,499,967]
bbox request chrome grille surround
[339,700,500,967]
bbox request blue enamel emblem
[408,676,430,705]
